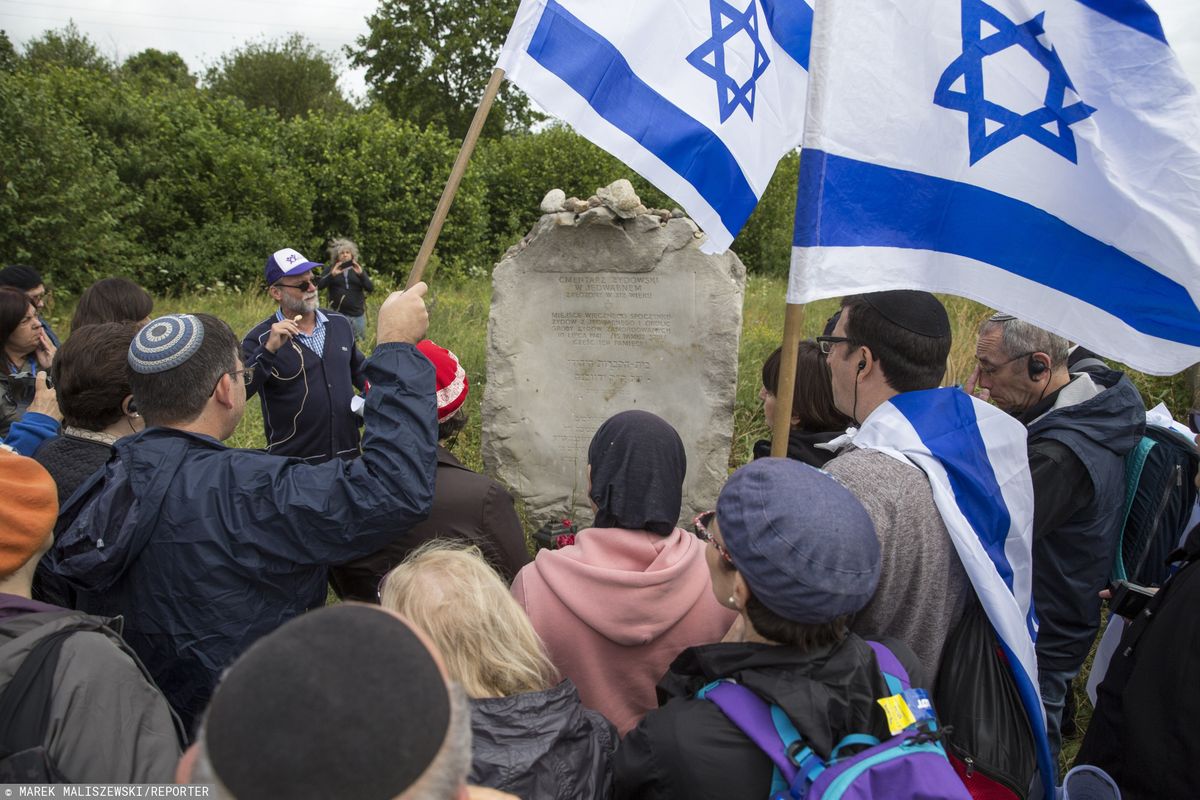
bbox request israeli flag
[851,387,1055,793]
[791,0,1200,376]
[498,0,811,254]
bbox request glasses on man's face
[815,335,853,355]
[693,510,733,565]
[210,366,253,395]
[25,289,49,307]
[276,279,317,292]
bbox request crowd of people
[0,246,1194,800]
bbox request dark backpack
[699,641,970,800]
[1115,424,1199,586]
[0,615,185,783]
[934,596,1037,800]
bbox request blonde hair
[379,541,558,699]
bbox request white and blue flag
[790,0,1200,375]
[851,387,1055,792]
[497,0,812,254]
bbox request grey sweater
[825,447,969,684]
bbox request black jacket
[317,266,374,317]
[1074,527,1200,799]
[613,636,922,800]
[1024,368,1145,671]
[751,428,843,467]
[242,310,366,463]
[470,679,617,800]
[331,446,530,600]
[45,343,437,734]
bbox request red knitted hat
[416,340,468,423]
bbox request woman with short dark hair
[34,322,143,505]
[70,277,154,332]
[752,340,853,465]
[0,287,55,436]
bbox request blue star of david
[687,0,771,123]
[934,0,1096,165]
[286,254,298,263]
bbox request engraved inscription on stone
[482,196,746,529]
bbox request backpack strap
[867,641,911,693]
[1115,436,1156,581]
[0,628,75,757]
[698,680,826,797]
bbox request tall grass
[63,275,1187,462]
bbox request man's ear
[211,373,234,409]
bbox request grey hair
[190,683,473,800]
[980,315,1069,368]
[327,237,360,263]
[402,682,473,800]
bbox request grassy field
[84,274,1188,465]
[51,274,1170,771]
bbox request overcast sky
[1,0,1198,105]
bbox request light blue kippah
[128,314,205,374]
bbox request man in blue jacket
[971,313,1146,761]
[45,283,437,736]
[243,247,365,463]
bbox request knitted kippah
[0,449,58,578]
[205,605,452,800]
[128,314,205,374]
[860,290,951,338]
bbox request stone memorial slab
[482,182,746,529]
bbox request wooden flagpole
[769,302,807,457]
[406,67,507,289]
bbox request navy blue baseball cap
[265,247,322,286]
[716,458,881,623]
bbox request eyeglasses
[976,351,1034,376]
[24,288,49,306]
[815,335,854,355]
[210,366,254,395]
[276,279,317,291]
[693,510,733,565]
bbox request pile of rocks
[504,179,695,259]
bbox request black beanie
[0,265,43,291]
[205,605,452,800]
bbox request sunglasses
[693,510,733,565]
[276,279,318,291]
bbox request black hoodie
[613,635,923,800]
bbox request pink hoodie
[512,526,736,736]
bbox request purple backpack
[697,641,971,800]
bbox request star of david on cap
[933,0,1097,165]
[687,0,771,123]
[264,247,322,286]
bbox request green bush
[0,67,143,292]
[286,110,490,282]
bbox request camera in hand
[1109,579,1156,618]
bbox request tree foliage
[205,34,350,119]
[0,23,799,296]
[23,22,111,73]
[0,31,18,72]
[350,0,538,138]
[123,48,196,91]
